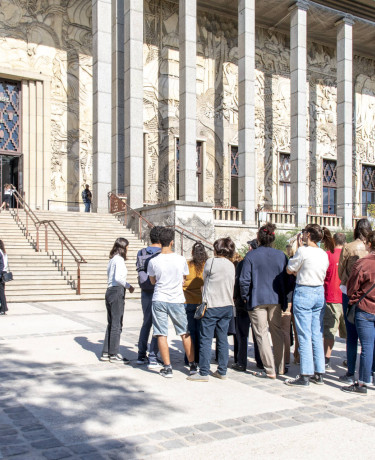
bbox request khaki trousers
[249,304,285,375]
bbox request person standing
[338,218,372,384]
[82,184,92,212]
[136,226,163,368]
[285,224,333,386]
[0,240,8,315]
[0,184,15,212]
[323,232,347,369]
[101,238,134,363]
[183,242,208,364]
[239,223,288,379]
[343,231,375,395]
[187,238,236,382]
[147,228,196,378]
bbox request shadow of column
[264,71,274,210]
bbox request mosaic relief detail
[0,0,92,202]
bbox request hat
[247,239,258,250]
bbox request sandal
[250,370,276,379]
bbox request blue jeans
[293,285,325,375]
[342,293,358,375]
[185,304,200,364]
[84,202,91,212]
[199,306,233,376]
[355,308,375,385]
[137,290,159,360]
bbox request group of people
[101,220,375,395]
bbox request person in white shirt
[285,224,333,387]
[147,228,196,378]
[101,238,134,363]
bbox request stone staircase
[3,210,145,302]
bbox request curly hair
[257,223,276,247]
[191,242,208,274]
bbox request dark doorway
[0,155,22,207]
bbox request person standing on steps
[101,238,134,363]
[147,227,196,378]
[82,184,92,212]
[136,226,163,368]
[0,184,15,212]
[0,240,8,315]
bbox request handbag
[347,282,375,324]
[194,258,214,320]
[2,271,13,283]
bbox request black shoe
[189,362,198,375]
[231,363,246,372]
[310,373,324,385]
[0,311,6,315]
[109,354,130,364]
[341,382,367,395]
[343,360,347,367]
[325,362,332,370]
[339,373,354,384]
[285,375,310,387]
[160,367,173,378]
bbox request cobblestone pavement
[0,300,374,460]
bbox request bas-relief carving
[0,0,92,203]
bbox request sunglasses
[301,229,309,233]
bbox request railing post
[125,205,128,226]
[77,263,81,295]
[16,198,19,223]
[61,239,64,272]
[26,212,28,237]
[45,224,48,252]
[180,231,184,255]
[139,216,141,238]
[36,226,39,251]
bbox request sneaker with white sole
[109,354,130,364]
[160,367,173,378]
[187,373,209,382]
[189,362,198,375]
[148,359,164,369]
[100,352,110,362]
[136,357,149,365]
[212,370,227,380]
[309,373,324,385]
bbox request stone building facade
[1,1,375,246]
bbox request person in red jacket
[323,233,347,369]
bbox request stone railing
[257,210,296,226]
[307,214,343,228]
[213,207,243,222]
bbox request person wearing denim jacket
[285,224,333,387]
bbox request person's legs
[342,293,358,376]
[215,306,233,375]
[157,336,170,365]
[137,290,156,360]
[251,326,264,368]
[268,304,285,374]
[199,308,218,376]
[355,309,375,385]
[105,287,125,355]
[152,301,170,364]
[84,202,90,212]
[102,289,112,355]
[181,334,194,363]
[184,304,199,364]
[236,310,250,368]
[291,312,300,364]
[311,287,325,375]
[281,304,291,365]
[0,282,8,313]
[293,286,314,376]
[323,302,338,360]
[249,306,276,376]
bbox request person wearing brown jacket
[338,218,372,383]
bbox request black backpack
[136,248,160,292]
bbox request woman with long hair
[183,242,208,364]
[343,231,375,395]
[338,218,372,383]
[0,184,15,211]
[187,237,235,381]
[101,238,134,362]
[0,240,8,315]
[285,224,334,386]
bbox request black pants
[0,282,8,313]
[102,286,125,355]
[236,310,263,368]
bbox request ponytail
[321,227,335,253]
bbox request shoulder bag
[347,282,375,324]
[1,252,12,283]
[194,258,214,320]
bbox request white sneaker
[148,359,164,369]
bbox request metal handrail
[108,192,214,253]
[11,191,87,294]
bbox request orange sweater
[183,260,204,304]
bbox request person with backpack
[136,226,163,368]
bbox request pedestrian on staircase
[101,238,135,363]
[136,225,164,368]
[82,184,92,212]
[0,240,8,315]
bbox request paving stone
[0,444,30,457]
[315,412,337,420]
[80,454,106,460]
[218,418,244,428]
[107,451,135,460]
[0,428,18,436]
[42,448,73,460]
[69,444,97,455]
[209,430,237,440]
[194,422,222,432]
[21,424,46,433]
[236,425,261,435]
[160,439,188,450]
[0,435,23,445]
[31,438,62,449]
[292,415,315,423]
[257,412,284,421]
[184,434,213,444]
[118,435,149,447]
[274,418,300,428]
[24,429,55,441]
[94,439,125,451]
[13,417,41,427]
[152,430,176,440]
[254,423,278,431]
[135,444,163,455]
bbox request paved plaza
[0,300,374,460]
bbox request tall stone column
[336,16,354,228]
[92,0,112,212]
[238,0,256,225]
[124,0,144,209]
[290,1,308,227]
[179,0,197,202]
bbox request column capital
[288,0,309,13]
[335,15,355,27]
